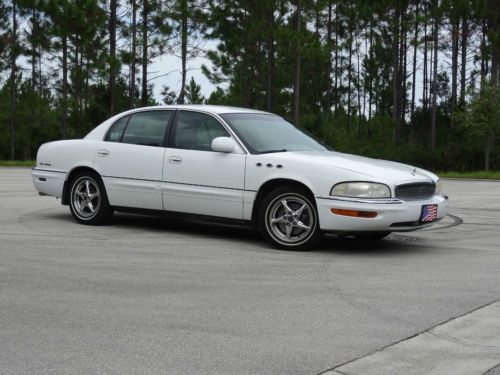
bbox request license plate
[420,204,438,223]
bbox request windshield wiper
[258,149,288,154]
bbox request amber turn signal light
[330,208,378,218]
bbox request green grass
[438,171,500,180]
[0,160,36,167]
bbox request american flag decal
[421,204,438,222]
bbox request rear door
[95,110,173,210]
[162,110,246,219]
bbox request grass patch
[0,160,36,167]
[438,171,500,180]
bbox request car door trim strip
[101,174,257,192]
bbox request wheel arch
[62,166,102,205]
[251,178,316,227]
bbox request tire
[69,171,114,225]
[354,231,391,241]
[259,185,321,251]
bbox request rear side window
[105,115,129,142]
[117,111,172,147]
[173,111,229,151]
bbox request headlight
[435,179,443,195]
[330,182,391,198]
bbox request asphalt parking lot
[1,167,500,374]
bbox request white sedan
[32,105,448,250]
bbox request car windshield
[220,113,329,154]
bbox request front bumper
[315,194,449,232]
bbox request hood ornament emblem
[411,168,417,176]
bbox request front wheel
[260,186,321,251]
[69,172,114,225]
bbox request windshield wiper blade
[259,149,288,154]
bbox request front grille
[395,182,436,201]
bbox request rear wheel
[260,186,321,251]
[69,172,113,225]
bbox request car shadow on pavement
[316,234,433,256]
[45,211,431,256]
[112,213,430,256]
[112,212,262,241]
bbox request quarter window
[121,111,173,147]
[173,111,230,151]
[105,115,129,142]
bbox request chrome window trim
[172,108,250,154]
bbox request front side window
[173,111,230,151]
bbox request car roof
[83,105,273,141]
[132,104,271,115]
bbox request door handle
[97,149,109,156]
[168,156,183,164]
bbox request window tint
[173,111,230,151]
[121,111,172,147]
[105,115,129,142]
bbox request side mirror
[211,137,235,153]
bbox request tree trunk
[31,8,37,91]
[38,44,43,127]
[488,0,499,86]
[430,3,439,151]
[130,0,137,108]
[141,0,148,106]
[400,10,407,128]
[109,0,117,115]
[460,17,468,105]
[293,0,301,125]
[357,39,362,131]
[450,18,459,127]
[368,20,373,122]
[334,5,338,113]
[484,133,494,171]
[30,6,37,151]
[410,2,418,125]
[177,0,188,104]
[266,5,275,112]
[423,7,428,111]
[9,0,17,160]
[326,0,332,116]
[392,5,400,141]
[429,24,433,111]
[480,21,487,88]
[62,34,68,139]
[348,32,352,132]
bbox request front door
[162,110,246,219]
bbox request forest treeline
[0,0,499,171]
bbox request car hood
[266,151,438,185]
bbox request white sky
[149,43,220,102]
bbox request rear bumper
[32,168,66,198]
[315,194,449,232]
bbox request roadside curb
[320,299,500,375]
